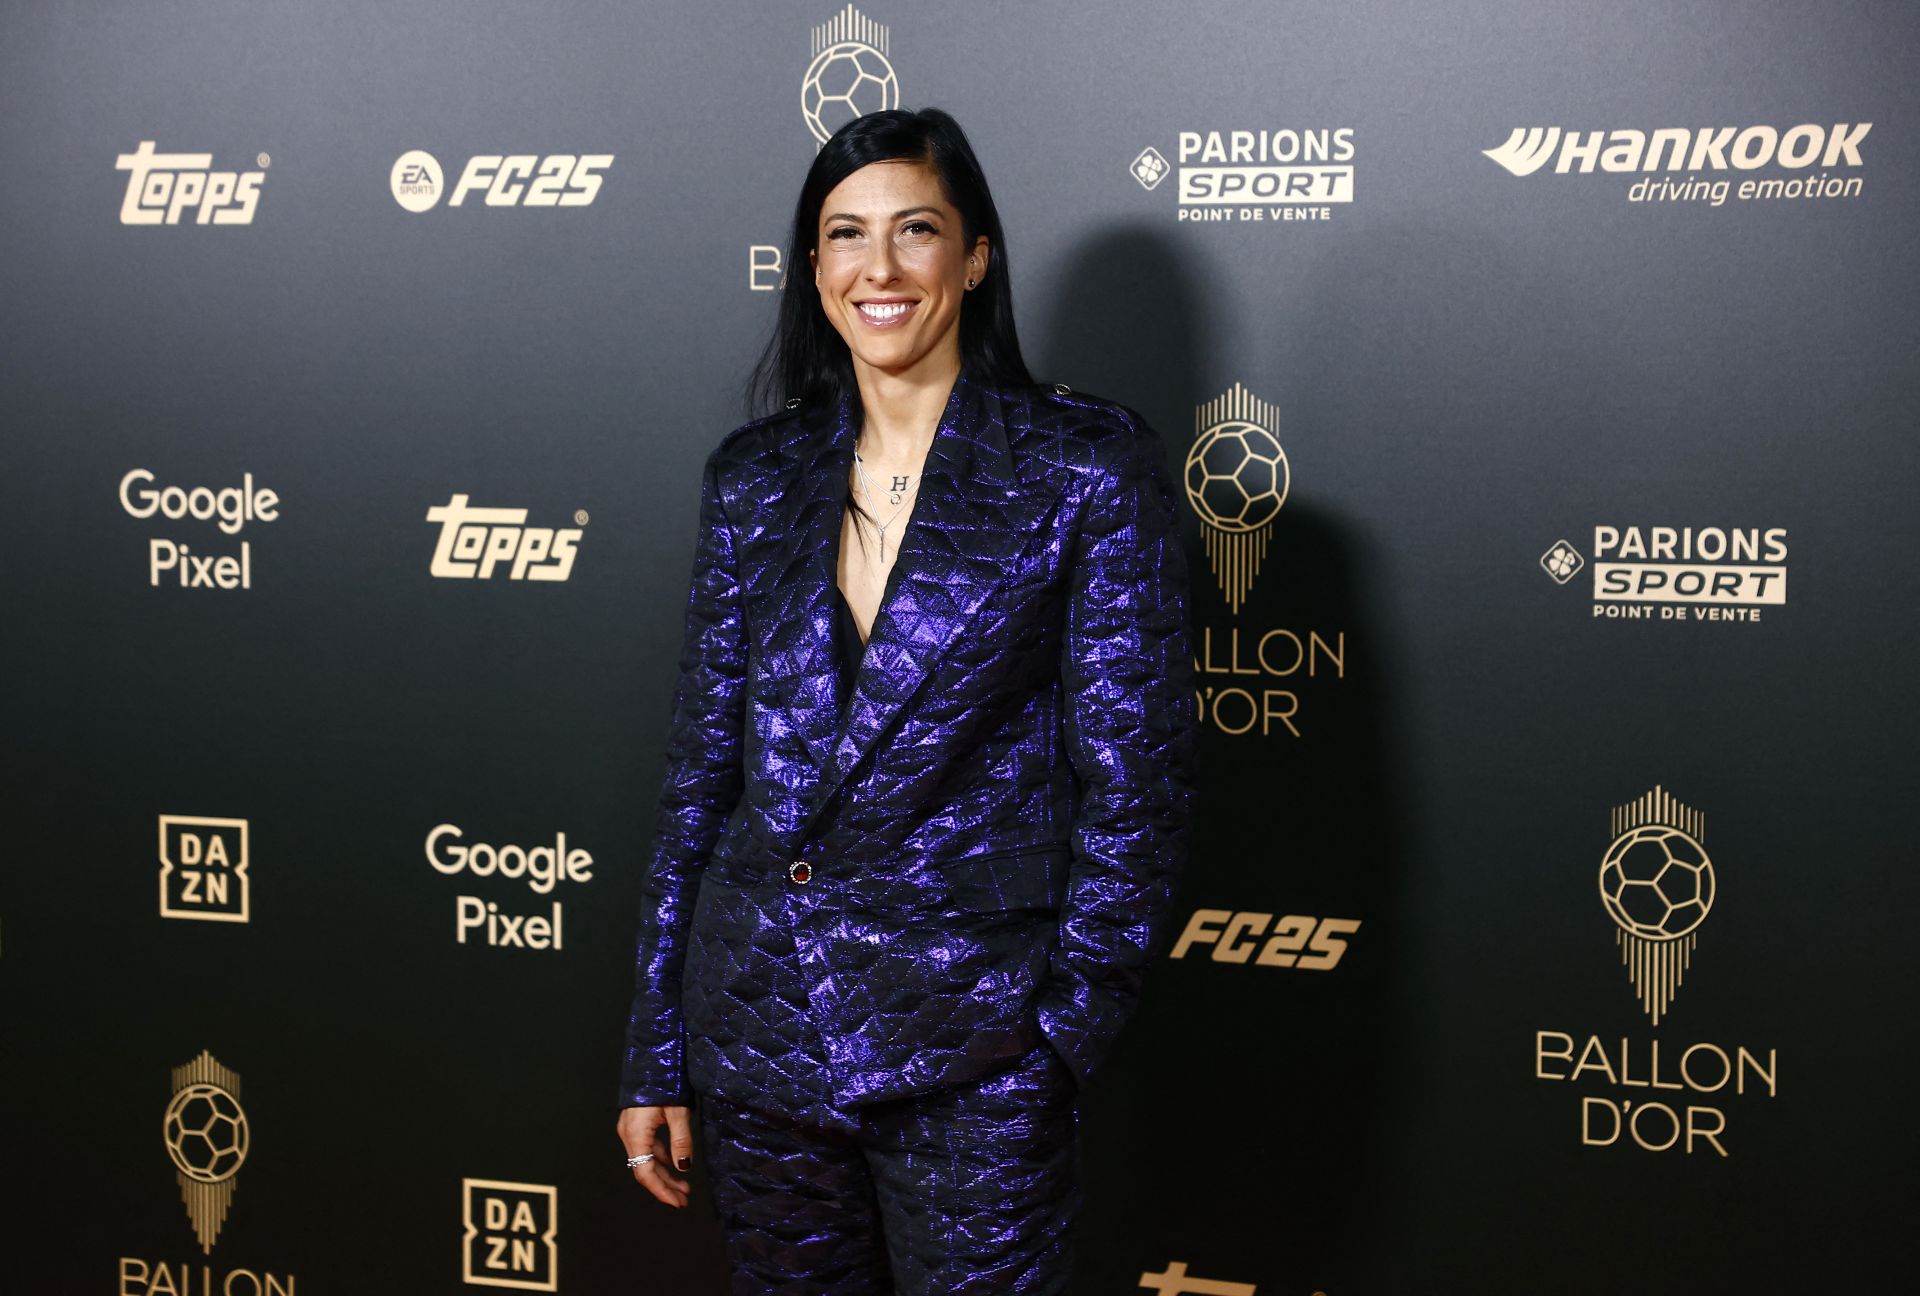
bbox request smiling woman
[745,109,1036,645]
[805,157,994,628]
[813,183,983,347]
[615,107,1198,1295]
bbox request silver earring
[965,278,975,289]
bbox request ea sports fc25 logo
[802,5,899,145]
[1599,786,1716,1024]
[390,150,614,212]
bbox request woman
[615,107,1198,1293]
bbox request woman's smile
[854,298,919,328]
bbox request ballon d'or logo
[1186,383,1289,613]
[1598,786,1716,1024]
[802,5,899,146]
[163,1049,249,1253]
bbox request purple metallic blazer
[618,371,1198,1113]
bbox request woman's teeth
[857,301,914,324]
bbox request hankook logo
[1484,122,1869,207]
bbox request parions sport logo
[1129,128,1356,224]
[1185,383,1345,741]
[1540,525,1787,624]
[1483,122,1869,207]
[802,5,899,146]
[426,496,585,582]
[116,141,266,225]
[389,149,613,212]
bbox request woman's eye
[901,221,936,236]
[828,227,860,240]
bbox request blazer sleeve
[1034,412,1200,1091]
[617,447,749,1109]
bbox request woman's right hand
[617,1104,694,1208]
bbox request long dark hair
[744,107,1037,421]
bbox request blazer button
[787,860,812,884]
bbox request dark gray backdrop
[4,1,1914,1292]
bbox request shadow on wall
[1030,222,1415,1293]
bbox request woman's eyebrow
[822,206,941,224]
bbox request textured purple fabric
[618,372,1198,1115]
[698,1036,1080,1294]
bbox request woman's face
[808,159,989,383]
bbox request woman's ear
[969,237,991,281]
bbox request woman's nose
[863,243,900,284]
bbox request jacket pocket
[929,843,1071,914]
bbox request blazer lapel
[770,389,860,779]
[783,373,1056,850]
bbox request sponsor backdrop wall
[3,1,1913,1292]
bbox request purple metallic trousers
[698,1036,1082,1294]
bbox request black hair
[744,107,1037,420]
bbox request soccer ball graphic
[1184,420,1289,532]
[801,42,898,144]
[1597,825,1715,940]
[163,1082,249,1183]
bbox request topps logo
[426,495,583,581]
[116,141,265,225]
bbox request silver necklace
[850,449,918,564]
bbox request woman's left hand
[617,1104,694,1208]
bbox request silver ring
[627,1153,654,1167]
